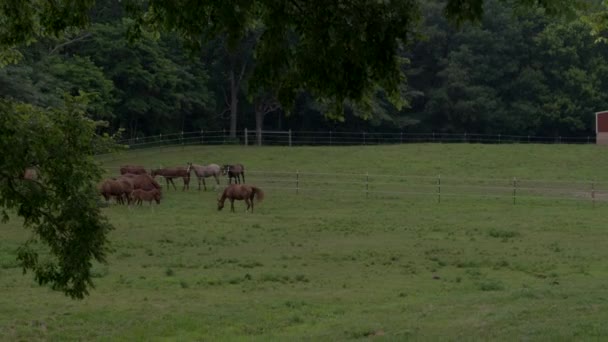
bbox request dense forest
[1,0,607,138]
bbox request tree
[0,0,577,116]
[0,95,115,299]
[254,91,281,145]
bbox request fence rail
[114,130,598,148]
[101,166,608,206]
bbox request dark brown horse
[151,165,192,191]
[131,188,162,205]
[217,184,264,213]
[221,164,245,184]
[120,165,147,175]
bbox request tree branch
[49,32,92,54]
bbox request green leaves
[0,95,114,299]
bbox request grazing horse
[100,178,133,204]
[131,189,162,205]
[151,165,192,191]
[120,165,147,175]
[187,163,221,191]
[221,164,245,184]
[118,173,162,191]
[217,184,264,213]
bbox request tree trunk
[229,68,238,138]
[256,110,264,146]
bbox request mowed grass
[2,143,608,340]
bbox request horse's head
[217,199,224,211]
[154,190,162,204]
[221,165,231,175]
[186,162,192,173]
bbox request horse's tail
[251,186,264,203]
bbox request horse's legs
[198,177,202,191]
[169,178,177,191]
[202,178,207,191]
[242,172,245,184]
[244,198,251,212]
[230,199,235,212]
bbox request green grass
[2,144,608,340]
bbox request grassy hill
[2,144,608,340]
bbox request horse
[100,178,133,204]
[23,167,38,180]
[217,184,264,213]
[187,163,221,191]
[151,165,191,191]
[131,188,162,205]
[120,165,147,175]
[118,173,162,191]
[221,164,245,184]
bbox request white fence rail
[113,130,598,149]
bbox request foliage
[0,95,114,299]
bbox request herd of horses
[99,163,263,212]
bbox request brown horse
[217,184,264,213]
[151,165,191,191]
[100,179,133,204]
[120,165,147,175]
[221,164,245,184]
[131,188,162,205]
[118,173,162,191]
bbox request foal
[131,188,162,205]
[217,184,264,213]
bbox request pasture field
[2,144,608,340]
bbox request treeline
[1,0,607,138]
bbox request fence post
[592,180,595,208]
[528,135,530,143]
[181,131,184,148]
[289,129,292,147]
[366,172,369,199]
[296,170,299,195]
[400,132,403,144]
[244,128,248,146]
[498,134,501,144]
[223,129,226,144]
[201,129,204,145]
[159,133,162,152]
[363,132,366,145]
[513,177,517,205]
[437,174,441,204]
[588,136,590,144]
[464,132,467,142]
[432,132,435,143]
